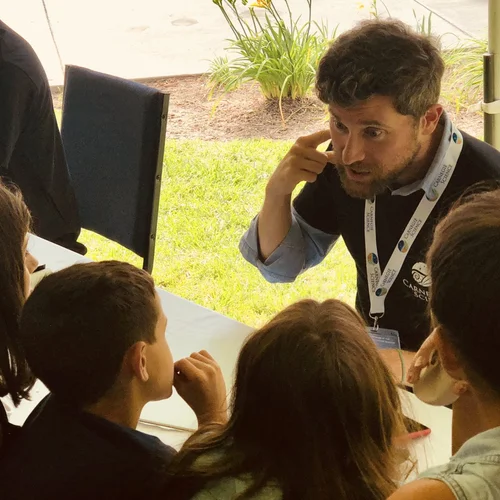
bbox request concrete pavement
[418,0,488,38]
[0,0,489,85]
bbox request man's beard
[336,143,421,200]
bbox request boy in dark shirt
[0,261,227,499]
[0,20,84,253]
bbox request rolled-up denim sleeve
[239,209,339,283]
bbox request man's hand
[265,130,335,199]
[174,350,228,427]
[256,130,334,260]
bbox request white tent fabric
[483,0,500,149]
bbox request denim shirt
[239,209,338,283]
[419,426,500,500]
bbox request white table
[10,235,452,469]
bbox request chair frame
[143,93,169,274]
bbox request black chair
[61,65,169,273]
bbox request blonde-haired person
[390,189,500,499]
[163,299,410,500]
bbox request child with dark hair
[0,261,226,500]
[391,189,500,499]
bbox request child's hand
[406,329,439,384]
[174,350,228,427]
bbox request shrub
[210,0,337,104]
[442,39,487,108]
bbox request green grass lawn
[80,139,357,328]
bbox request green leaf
[209,0,337,101]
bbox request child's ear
[128,342,149,382]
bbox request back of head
[0,182,33,406]
[316,19,444,117]
[19,261,157,407]
[171,299,405,500]
[428,189,500,394]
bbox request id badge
[367,327,401,350]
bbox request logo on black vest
[403,262,430,302]
[411,262,431,287]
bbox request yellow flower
[357,3,365,9]
[250,0,271,8]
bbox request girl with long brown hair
[165,298,409,500]
[391,189,500,499]
[0,182,39,451]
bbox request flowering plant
[210,0,336,109]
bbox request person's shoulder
[108,423,176,464]
[190,476,239,500]
[0,61,34,90]
[460,131,500,176]
[138,431,176,461]
[0,23,46,92]
[191,475,282,500]
[387,478,456,500]
[29,400,175,466]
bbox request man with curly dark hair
[240,19,500,377]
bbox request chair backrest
[61,65,169,273]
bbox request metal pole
[483,0,500,149]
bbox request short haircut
[19,261,158,407]
[316,19,444,117]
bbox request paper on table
[399,388,452,473]
[28,235,91,271]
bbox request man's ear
[127,342,149,383]
[435,326,466,380]
[420,104,443,135]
